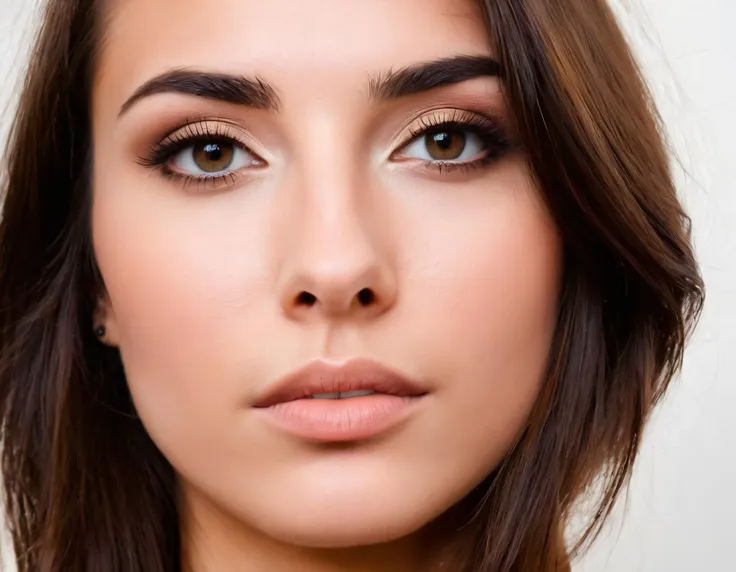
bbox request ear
[92,293,120,347]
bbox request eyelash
[398,110,512,174]
[137,121,255,191]
[138,111,513,189]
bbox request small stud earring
[94,325,106,338]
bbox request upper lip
[252,358,428,407]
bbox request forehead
[96,0,490,106]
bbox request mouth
[303,389,378,399]
[252,358,428,408]
[252,359,428,442]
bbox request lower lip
[256,394,422,442]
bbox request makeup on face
[251,358,429,442]
[90,0,562,568]
[117,57,515,196]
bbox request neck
[179,488,471,572]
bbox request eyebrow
[369,55,502,100]
[119,69,281,116]
[118,55,501,117]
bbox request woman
[0,0,704,571]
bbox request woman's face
[91,0,562,552]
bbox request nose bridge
[277,126,396,319]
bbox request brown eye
[192,140,235,173]
[425,131,467,161]
[399,127,485,164]
[172,138,259,176]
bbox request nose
[277,206,397,322]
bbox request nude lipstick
[252,359,427,442]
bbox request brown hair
[0,0,703,571]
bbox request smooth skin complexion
[92,0,561,570]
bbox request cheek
[90,170,278,443]
[397,170,562,468]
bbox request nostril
[357,288,375,306]
[292,289,378,311]
[296,291,317,306]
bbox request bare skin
[90,0,563,570]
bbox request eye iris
[192,140,234,173]
[426,130,466,160]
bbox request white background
[0,1,734,570]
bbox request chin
[243,488,445,549]
[263,514,428,549]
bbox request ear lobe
[92,295,120,347]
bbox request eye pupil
[193,140,235,173]
[426,131,466,160]
[203,143,221,157]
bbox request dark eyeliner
[136,121,260,189]
[398,110,515,174]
